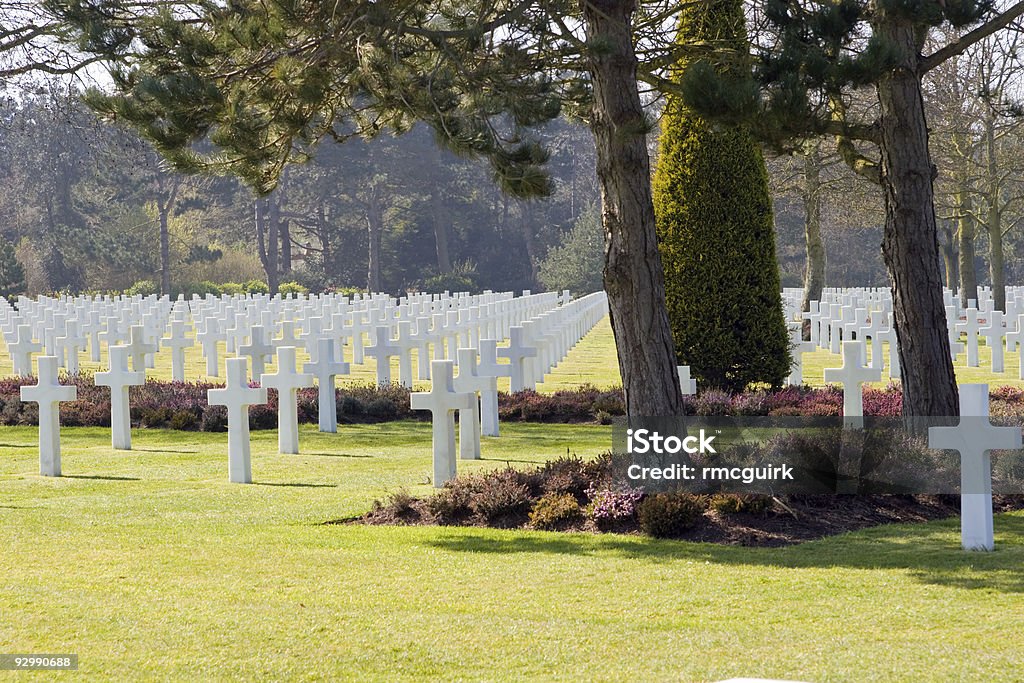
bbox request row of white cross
[16,291,609,489]
[1,289,575,389]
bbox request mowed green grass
[3,322,1024,680]
[2,423,1024,681]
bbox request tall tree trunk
[875,22,958,418]
[279,217,292,277]
[254,197,279,294]
[430,146,452,274]
[582,0,683,417]
[157,177,181,297]
[939,221,958,290]
[520,201,539,288]
[366,185,384,293]
[984,111,1005,311]
[957,188,978,307]
[800,140,826,312]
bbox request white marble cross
[453,348,496,460]
[958,308,983,367]
[20,356,77,477]
[979,310,1005,373]
[95,345,145,450]
[823,340,881,421]
[207,358,268,483]
[410,359,475,486]
[366,325,401,385]
[787,323,817,386]
[303,337,350,433]
[56,321,85,374]
[261,346,314,454]
[476,339,510,437]
[929,384,1021,551]
[196,317,224,377]
[1007,313,1024,380]
[8,324,42,376]
[499,325,538,393]
[238,325,275,380]
[162,319,195,382]
[677,365,697,395]
[125,324,157,374]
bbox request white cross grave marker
[196,318,224,377]
[8,324,42,376]
[303,338,350,433]
[499,326,538,393]
[20,356,77,477]
[238,325,275,380]
[980,310,1005,373]
[125,324,157,374]
[677,365,697,395]
[823,340,882,423]
[366,325,401,385]
[476,339,509,437]
[207,358,267,483]
[929,384,1022,551]
[261,346,314,454]
[410,359,475,486]
[162,319,194,382]
[95,345,146,450]
[454,348,496,460]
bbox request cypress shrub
[652,0,790,392]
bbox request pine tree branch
[836,136,881,185]
[920,2,1024,73]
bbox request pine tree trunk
[875,23,958,418]
[582,0,684,417]
[520,201,539,288]
[801,141,826,312]
[159,206,171,297]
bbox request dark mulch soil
[349,454,1024,547]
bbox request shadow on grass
[0,443,35,449]
[254,482,337,488]
[425,514,1024,594]
[302,452,373,459]
[63,474,141,481]
[131,448,200,454]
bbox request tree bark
[939,221,958,290]
[366,184,384,293]
[984,111,1005,311]
[254,197,279,294]
[157,177,181,297]
[430,145,452,275]
[956,187,978,307]
[582,0,684,417]
[875,20,958,418]
[520,200,539,288]
[800,140,826,312]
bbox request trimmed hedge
[652,0,790,392]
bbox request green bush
[470,468,534,528]
[278,281,309,296]
[426,481,477,525]
[219,282,245,295]
[529,492,584,531]
[638,492,705,538]
[652,0,790,392]
[174,281,222,298]
[418,261,478,294]
[708,493,770,515]
[125,279,159,297]
[0,237,26,298]
[243,279,269,294]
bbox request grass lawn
[2,423,1024,680]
